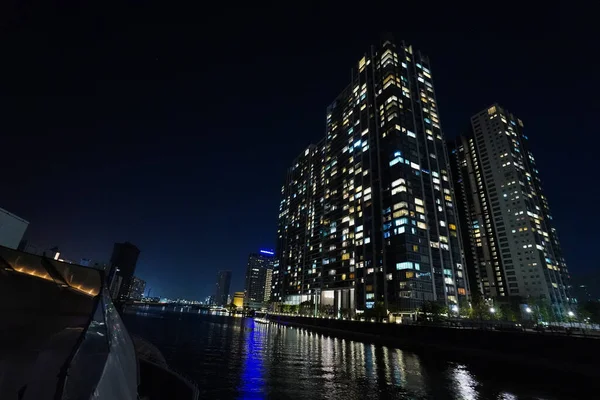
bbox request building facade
[109,242,140,301]
[272,39,468,314]
[449,105,573,315]
[244,250,275,309]
[233,291,245,308]
[128,276,146,300]
[214,270,231,307]
[264,268,273,303]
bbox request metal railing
[0,246,138,400]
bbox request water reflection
[451,364,478,399]
[239,320,266,398]
[123,309,584,400]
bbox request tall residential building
[128,276,146,300]
[214,270,232,306]
[264,268,273,303]
[272,39,468,314]
[110,242,140,301]
[0,207,29,250]
[449,104,573,315]
[244,250,275,309]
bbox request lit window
[397,262,413,270]
[392,178,405,188]
[391,186,407,195]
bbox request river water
[123,308,584,399]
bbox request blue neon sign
[260,250,274,255]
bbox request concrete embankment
[269,315,600,377]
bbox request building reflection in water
[122,310,579,400]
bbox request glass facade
[272,40,468,313]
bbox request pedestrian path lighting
[567,310,576,327]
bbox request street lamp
[567,310,576,328]
[489,307,496,314]
[525,307,532,314]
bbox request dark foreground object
[0,246,198,400]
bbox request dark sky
[1,4,598,300]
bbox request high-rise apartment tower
[272,39,468,314]
[449,105,573,315]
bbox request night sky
[2,4,598,300]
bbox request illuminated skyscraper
[128,276,146,300]
[272,39,468,314]
[449,105,574,315]
[244,250,275,309]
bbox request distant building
[90,261,109,271]
[79,258,91,267]
[110,242,140,301]
[575,285,593,302]
[44,246,61,260]
[214,270,232,306]
[244,250,275,309]
[128,276,146,300]
[0,208,29,249]
[233,292,245,308]
[205,295,215,305]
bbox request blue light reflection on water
[238,319,266,399]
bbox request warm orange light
[12,267,94,291]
